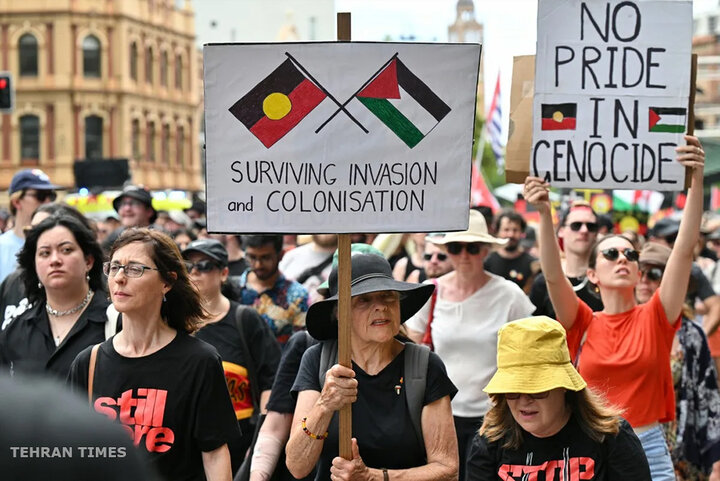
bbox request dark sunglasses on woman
[568,221,599,233]
[185,260,220,273]
[423,252,448,262]
[641,266,664,282]
[600,247,639,263]
[24,190,57,203]
[446,242,483,255]
[505,391,550,400]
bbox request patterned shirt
[238,269,309,345]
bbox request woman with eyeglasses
[406,210,535,481]
[523,134,706,481]
[0,214,106,379]
[68,228,239,481]
[180,239,281,476]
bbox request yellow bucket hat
[484,316,587,394]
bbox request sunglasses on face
[184,260,220,273]
[600,247,639,263]
[505,391,550,400]
[446,242,484,255]
[641,266,664,282]
[566,221,599,233]
[423,252,448,262]
[24,190,57,203]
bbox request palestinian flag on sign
[229,59,327,148]
[356,58,451,148]
[541,103,577,130]
[648,107,686,133]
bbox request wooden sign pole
[336,12,353,462]
[685,53,697,189]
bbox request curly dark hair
[108,228,207,333]
[18,214,105,304]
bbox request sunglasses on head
[600,247,639,263]
[505,391,550,400]
[24,190,57,203]
[423,252,448,262]
[184,260,220,273]
[567,221,599,233]
[641,266,664,281]
[446,242,484,255]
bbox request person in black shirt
[182,239,281,474]
[467,316,650,481]
[68,228,239,481]
[0,214,107,379]
[484,210,539,291]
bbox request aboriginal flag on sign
[229,59,327,148]
[541,103,577,130]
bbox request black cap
[650,218,680,238]
[181,239,228,266]
[112,185,157,223]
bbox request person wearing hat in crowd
[182,238,281,475]
[0,169,61,282]
[523,134,705,481]
[102,185,158,251]
[405,209,535,481]
[636,242,720,481]
[466,316,650,480]
[286,253,459,481]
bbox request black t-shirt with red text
[466,415,649,481]
[68,332,240,481]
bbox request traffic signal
[0,73,12,112]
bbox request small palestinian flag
[356,58,451,148]
[541,103,577,130]
[229,59,327,148]
[648,107,686,134]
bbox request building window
[132,119,140,159]
[710,16,718,35]
[85,115,103,158]
[175,54,182,89]
[176,126,184,168]
[130,42,138,80]
[83,35,101,78]
[161,51,168,87]
[162,124,169,164]
[20,115,40,160]
[146,47,154,84]
[19,34,38,77]
[147,121,155,161]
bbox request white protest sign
[531,0,692,190]
[203,42,480,233]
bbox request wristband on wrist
[301,417,329,440]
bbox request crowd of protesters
[0,136,719,481]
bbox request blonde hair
[8,190,22,217]
[480,388,623,450]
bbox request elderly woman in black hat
[286,254,458,481]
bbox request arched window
[19,34,38,76]
[131,119,140,159]
[160,51,168,87]
[175,54,182,89]
[162,124,169,164]
[83,35,101,78]
[20,115,40,160]
[85,115,103,158]
[176,126,184,167]
[147,121,156,161]
[146,46,154,84]
[130,42,138,80]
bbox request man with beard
[483,210,539,291]
[528,201,604,317]
[404,235,455,283]
[236,235,309,345]
[279,234,337,303]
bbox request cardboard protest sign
[532,0,692,190]
[203,42,481,233]
[505,55,535,184]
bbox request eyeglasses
[446,242,484,255]
[185,260,220,273]
[567,221,599,233]
[103,262,160,278]
[600,247,639,263]
[641,266,664,281]
[423,252,448,262]
[24,190,57,203]
[505,391,550,400]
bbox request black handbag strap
[233,305,261,411]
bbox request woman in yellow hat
[466,316,651,480]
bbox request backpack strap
[318,339,338,388]
[88,343,100,404]
[404,343,430,449]
[233,305,261,411]
[296,254,334,285]
[104,304,121,340]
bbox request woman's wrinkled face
[108,241,169,315]
[506,388,570,438]
[350,290,401,344]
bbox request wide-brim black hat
[306,253,435,340]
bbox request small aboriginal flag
[541,103,577,130]
[229,59,327,148]
[648,107,686,134]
